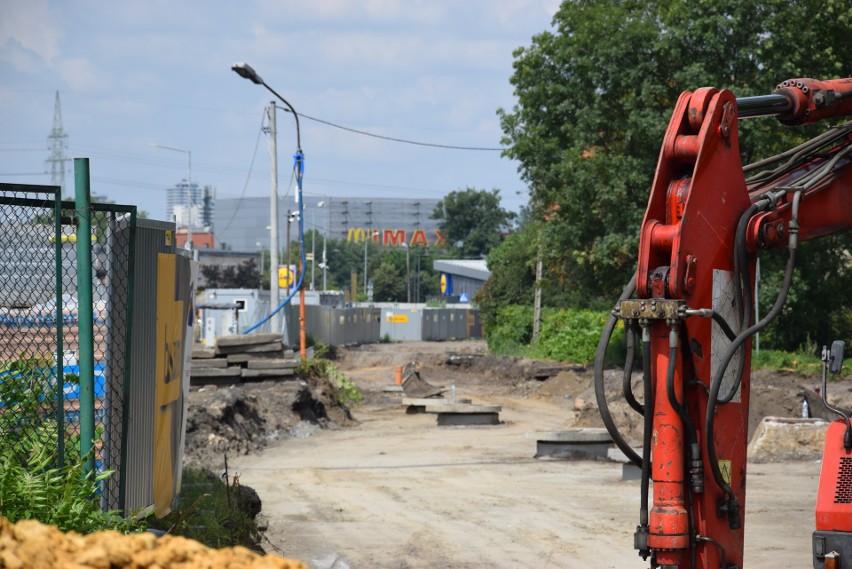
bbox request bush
[484,305,625,365]
[532,309,622,365]
[485,305,534,354]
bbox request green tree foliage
[371,257,407,302]
[431,187,515,258]
[476,227,537,331]
[757,234,852,351]
[201,259,260,290]
[496,0,852,347]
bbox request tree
[497,0,852,343]
[431,187,515,258]
[200,259,260,290]
[371,258,407,302]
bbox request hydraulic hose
[594,274,643,467]
[705,190,802,508]
[623,321,644,414]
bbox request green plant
[532,308,616,365]
[380,333,392,344]
[0,354,140,535]
[147,466,261,550]
[0,440,143,534]
[485,304,534,354]
[297,358,363,406]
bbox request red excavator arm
[595,77,852,569]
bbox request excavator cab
[814,340,849,569]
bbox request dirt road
[231,342,822,568]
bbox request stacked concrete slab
[190,333,298,386]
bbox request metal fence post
[74,158,96,476]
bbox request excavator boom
[595,77,852,569]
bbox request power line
[275,105,504,151]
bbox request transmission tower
[45,91,70,198]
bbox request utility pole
[267,102,280,333]
[46,91,70,199]
[532,241,543,341]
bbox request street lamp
[233,62,307,358]
[150,143,193,249]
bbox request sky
[0,0,561,223]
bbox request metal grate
[834,456,852,503]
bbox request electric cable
[219,110,268,234]
[274,105,503,151]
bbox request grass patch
[147,465,262,550]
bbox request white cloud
[57,57,106,92]
[0,0,63,68]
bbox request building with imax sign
[216,196,442,251]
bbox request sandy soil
[230,341,824,569]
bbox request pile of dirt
[0,516,306,569]
[185,374,354,471]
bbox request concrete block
[247,358,299,370]
[428,404,502,426]
[534,428,613,461]
[748,416,828,463]
[403,397,472,414]
[191,358,228,368]
[192,347,216,359]
[241,368,296,379]
[216,341,284,355]
[189,367,241,378]
[607,447,643,481]
[216,333,282,347]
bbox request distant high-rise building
[166,180,203,227]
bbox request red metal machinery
[595,78,852,569]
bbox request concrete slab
[247,358,299,370]
[403,397,472,414]
[241,368,295,379]
[534,428,612,443]
[427,404,502,426]
[216,333,282,347]
[607,447,643,481]
[216,341,284,355]
[534,428,613,461]
[191,358,228,368]
[436,412,501,426]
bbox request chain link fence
[0,183,136,512]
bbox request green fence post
[74,158,96,477]
[55,187,65,468]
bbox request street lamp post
[233,62,307,358]
[150,143,193,249]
